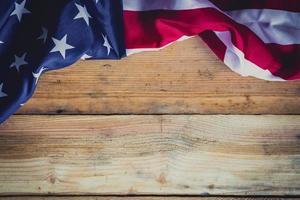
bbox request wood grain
[0,197,298,200]
[0,115,299,195]
[17,38,300,115]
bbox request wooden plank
[0,197,298,200]
[17,38,300,115]
[0,115,299,195]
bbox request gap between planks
[0,197,299,200]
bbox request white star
[81,53,92,60]
[102,34,112,56]
[10,53,28,72]
[37,27,48,43]
[0,83,7,98]
[74,3,92,26]
[32,66,47,85]
[0,41,3,44]
[10,0,31,22]
[95,0,99,3]
[50,35,74,59]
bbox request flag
[0,0,299,123]
[123,0,300,81]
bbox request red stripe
[268,44,300,80]
[124,8,300,80]
[210,0,300,12]
[202,32,300,80]
[200,31,226,60]
[124,9,231,49]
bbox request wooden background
[0,37,299,199]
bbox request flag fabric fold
[0,0,125,123]
[0,0,299,123]
[123,0,300,80]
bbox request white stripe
[215,31,284,81]
[123,0,216,11]
[126,36,193,55]
[226,9,300,45]
[124,1,300,45]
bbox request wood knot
[156,172,167,184]
[48,174,56,184]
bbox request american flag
[0,0,299,123]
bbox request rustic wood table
[0,37,299,199]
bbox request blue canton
[0,0,126,123]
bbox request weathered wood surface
[0,115,299,195]
[0,198,298,200]
[2,37,300,198]
[17,38,300,115]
